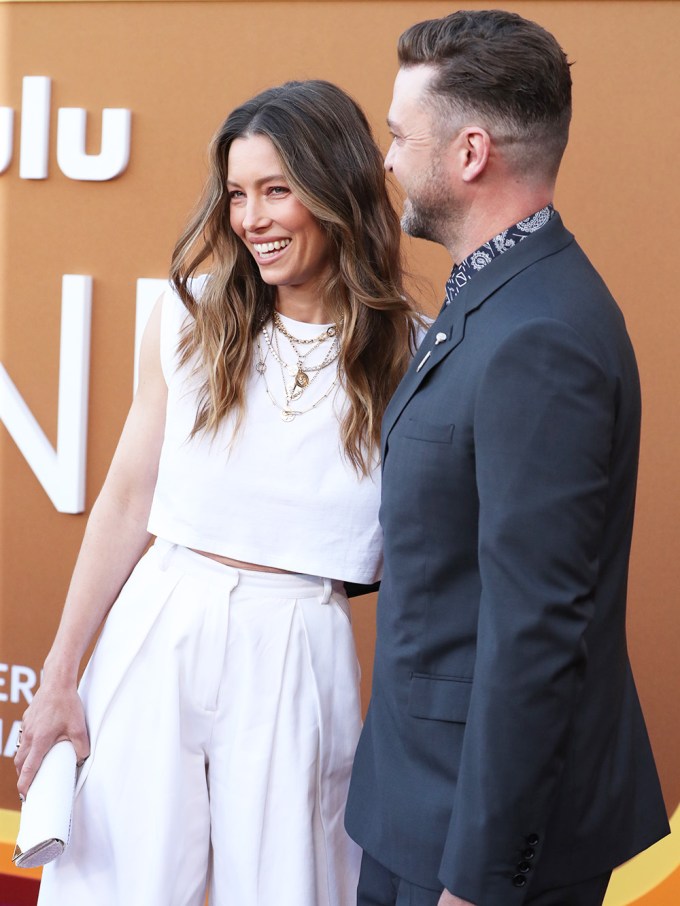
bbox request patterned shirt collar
[444,204,555,305]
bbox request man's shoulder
[481,240,633,373]
[497,230,617,315]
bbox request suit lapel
[381,215,574,463]
[381,298,462,462]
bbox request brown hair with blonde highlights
[170,79,421,475]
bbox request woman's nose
[242,198,271,233]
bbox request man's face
[385,65,459,246]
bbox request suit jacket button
[517,861,531,873]
[526,833,539,846]
[512,874,527,888]
[522,847,535,860]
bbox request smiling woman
[170,80,420,471]
[14,79,423,906]
[227,134,332,317]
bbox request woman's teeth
[254,239,291,256]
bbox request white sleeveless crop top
[147,288,383,583]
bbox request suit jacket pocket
[401,418,455,444]
[408,673,472,723]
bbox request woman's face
[228,134,331,303]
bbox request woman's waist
[190,548,293,575]
[152,538,348,599]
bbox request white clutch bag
[12,740,78,868]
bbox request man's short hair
[398,10,572,180]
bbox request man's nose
[384,140,395,172]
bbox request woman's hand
[14,677,90,800]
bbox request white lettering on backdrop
[0,279,166,513]
[0,76,131,181]
[0,276,92,513]
[1,75,139,512]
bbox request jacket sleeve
[438,317,615,903]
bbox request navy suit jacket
[345,215,669,903]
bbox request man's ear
[456,125,491,183]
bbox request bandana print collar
[444,205,555,306]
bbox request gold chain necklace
[273,310,337,344]
[272,328,334,401]
[255,322,341,421]
[260,317,340,393]
[271,311,339,389]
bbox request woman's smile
[251,237,292,261]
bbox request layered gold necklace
[256,313,341,422]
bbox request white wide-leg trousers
[38,540,363,906]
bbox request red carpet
[0,875,39,906]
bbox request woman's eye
[228,190,245,201]
[268,186,289,196]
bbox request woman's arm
[15,297,168,797]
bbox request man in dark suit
[345,10,669,906]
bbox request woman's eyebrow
[226,174,287,187]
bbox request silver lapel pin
[416,332,448,372]
[416,350,431,373]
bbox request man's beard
[399,157,459,249]
[401,197,450,245]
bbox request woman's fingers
[14,693,90,798]
[14,726,58,799]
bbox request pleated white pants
[38,540,363,906]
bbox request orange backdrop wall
[0,2,678,903]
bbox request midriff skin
[191,549,293,574]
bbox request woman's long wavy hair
[170,80,420,475]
